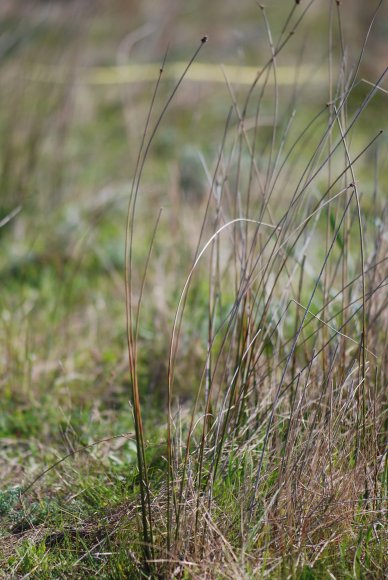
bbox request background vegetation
[0,0,387,577]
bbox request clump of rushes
[126,1,387,577]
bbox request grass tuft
[1,0,387,577]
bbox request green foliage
[0,487,21,517]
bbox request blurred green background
[0,0,386,479]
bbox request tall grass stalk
[124,37,208,563]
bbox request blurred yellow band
[27,62,326,86]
